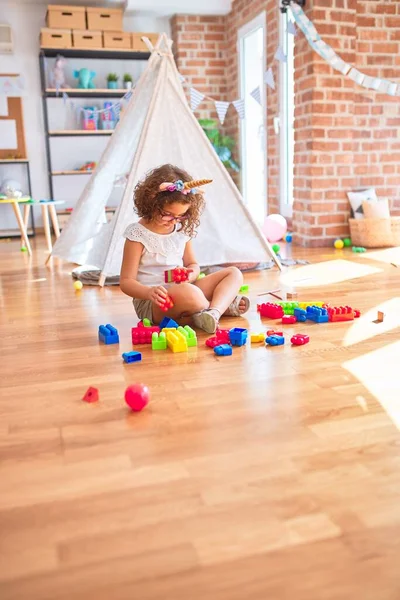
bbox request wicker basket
[349,217,400,248]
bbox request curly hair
[133,164,205,238]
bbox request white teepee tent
[50,34,281,284]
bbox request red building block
[354,309,361,318]
[206,328,231,348]
[164,267,193,284]
[267,329,283,337]
[291,334,310,346]
[327,306,355,322]
[82,387,99,403]
[159,295,174,312]
[282,315,297,324]
[132,325,160,344]
[258,302,284,318]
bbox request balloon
[262,214,287,242]
[0,179,23,198]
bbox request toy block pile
[257,301,361,325]
[132,322,160,344]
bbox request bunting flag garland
[290,2,400,97]
[232,98,245,119]
[274,45,287,64]
[214,100,230,125]
[190,87,205,111]
[250,86,261,105]
[264,68,275,91]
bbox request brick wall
[171,1,400,247]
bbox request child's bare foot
[223,296,250,317]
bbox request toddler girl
[120,164,249,334]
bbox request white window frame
[237,11,267,220]
[279,10,295,218]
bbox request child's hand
[148,285,168,307]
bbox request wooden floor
[1,236,400,600]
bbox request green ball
[343,238,352,247]
[20,246,27,252]
[272,244,280,254]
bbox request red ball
[124,384,150,412]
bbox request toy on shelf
[164,267,192,284]
[306,306,329,323]
[159,317,178,329]
[265,335,285,346]
[282,315,297,325]
[125,384,149,412]
[250,333,265,343]
[327,306,355,322]
[152,331,167,350]
[258,302,284,318]
[229,328,248,347]
[214,344,232,356]
[100,102,117,130]
[166,329,188,353]
[107,73,119,90]
[291,333,309,346]
[122,351,142,364]
[82,106,98,131]
[132,324,160,344]
[51,55,68,90]
[75,161,96,172]
[74,68,96,89]
[98,324,119,344]
[82,386,99,403]
[160,294,174,312]
[177,325,197,347]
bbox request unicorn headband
[159,178,213,195]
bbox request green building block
[239,285,249,294]
[177,325,198,347]
[197,273,206,280]
[151,331,167,350]
[143,318,153,327]
[276,301,299,314]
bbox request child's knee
[226,266,243,284]
[170,283,208,313]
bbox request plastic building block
[197,272,206,280]
[164,267,193,284]
[265,335,285,346]
[131,325,160,345]
[125,384,149,412]
[258,302,284,318]
[152,331,167,350]
[306,306,329,323]
[294,307,307,322]
[206,336,220,348]
[239,284,249,294]
[229,327,248,347]
[282,315,297,324]
[277,301,299,315]
[214,344,233,356]
[251,332,265,343]
[142,318,152,327]
[122,351,142,364]
[291,333,310,346]
[159,317,178,330]
[267,329,283,337]
[177,325,197,347]
[166,329,188,353]
[377,310,385,322]
[298,302,324,309]
[159,294,174,312]
[98,324,119,344]
[327,306,354,322]
[82,386,99,403]
[205,328,231,348]
[352,246,366,253]
[354,309,361,318]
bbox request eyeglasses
[158,209,189,223]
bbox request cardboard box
[73,30,102,49]
[41,28,72,49]
[87,7,123,32]
[46,5,86,30]
[131,32,158,52]
[103,31,131,50]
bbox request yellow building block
[166,329,188,353]
[162,327,179,333]
[251,332,265,343]
[298,301,324,309]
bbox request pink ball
[124,384,150,412]
[262,214,287,243]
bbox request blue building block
[214,344,233,356]
[98,324,119,344]
[159,317,179,330]
[228,327,248,347]
[122,351,142,363]
[294,307,307,323]
[265,335,285,346]
[306,305,329,323]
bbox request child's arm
[120,240,168,306]
[183,241,200,283]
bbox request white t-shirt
[123,222,190,286]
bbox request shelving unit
[39,47,149,201]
